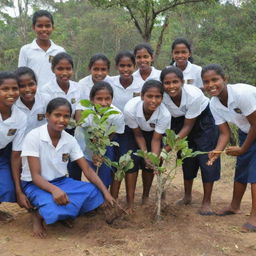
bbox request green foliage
[105,150,134,181]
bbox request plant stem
[156,172,163,221]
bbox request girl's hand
[225,146,244,156]
[92,154,104,167]
[52,187,69,205]
[103,191,116,207]
[145,158,155,171]
[16,192,34,210]
[207,151,221,166]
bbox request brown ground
[1,155,256,256]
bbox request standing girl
[78,54,111,100]
[21,98,116,238]
[18,10,65,88]
[202,64,256,231]
[133,43,161,86]
[109,51,142,211]
[0,72,32,222]
[15,67,48,134]
[171,38,203,89]
[124,80,171,205]
[39,52,80,133]
[160,66,220,215]
[75,82,125,188]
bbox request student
[160,66,220,215]
[109,51,142,212]
[75,82,125,187]
[0,72,32,222]
[18,10,65,88]
[15,67,48,134]
[39,52,80,132]
[78,54,111,100]
[133,43,161,86]
[21,98,116,238]
[170,38,203,89]
[123,80,171,205]
[202,64,256,232]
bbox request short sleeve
[124,109,138,129]
[69,137,84,162]
[110,112,125,134]
[21,130,40,157]
[186,95,204,119]
[12,123,27,151]
[155,108,171,134]
[237,92,256,117]
[18,47,27,67]
[210,102,226,125]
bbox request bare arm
[11,151,33,209]
[151,132,163,156]
[177,118,196,139]
[28,156,69,205]
[132,127,147,151]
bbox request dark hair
[141,79,164,96]
[88,54,110,70]
[171,38,193,64]
[52,52,74,69]
[0,72,18,86]
[32,10,54,26]
[115,51,135,66]
[201,64,226,79]
[46,97,72,115]
[134,43,154,58]
[90,81,113,100]
[15,67,37,86]
[160,67,184,82]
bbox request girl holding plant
[160,66,220,215]
[123,80,171,205]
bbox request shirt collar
[31,39,56,51]
[136,99,160,120]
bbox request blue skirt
[235,130,256,184]
[0,143,16,202]
[22,177,104,224]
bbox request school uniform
[0,105,27,202]
[39,78,80,119]
[133,66,161,87]
[163,84,220,182]
[210,83,256,184]
[21,124,104,224]
[78,75,111,100]
[15,93,48,134]
[124,96,171,172]
[109,75,143,173]
[74,104,125,187]
[18,39,65,88]
[173,61,203,89]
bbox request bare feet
[31,211,47,239]
[0,210,14,222]
[216,206,240,216]
[175,197,192,206]
[141,196,149,206]
[126,207,135,215]
[198,204,215,216]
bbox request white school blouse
[18,39,65,88]
[109,75,142,112]
[78,75,111,100]
[0,105,27,151]
[210,83,256,133]
[21,124,83,182]
[39,79,80,117]
[75,104,125,161]
[173,61,203,89]
[124,96,171,134]
[15,93,48,134]
[163,84,209,119]
[133,66,161,87]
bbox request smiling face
[0,79,19,109]
[91,89,112,108]
[18,74,37,103]
[33,16,54,41]
[117,56,135,79]
[172,43,191,70]
[52,59,73,87]
[142,87,163,113]
[202,70,226,97]
[90,60,109,83]
[46,105,70,133]
[162,72,183,99]
[135,48,153,72]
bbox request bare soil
[1,155,255,256]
